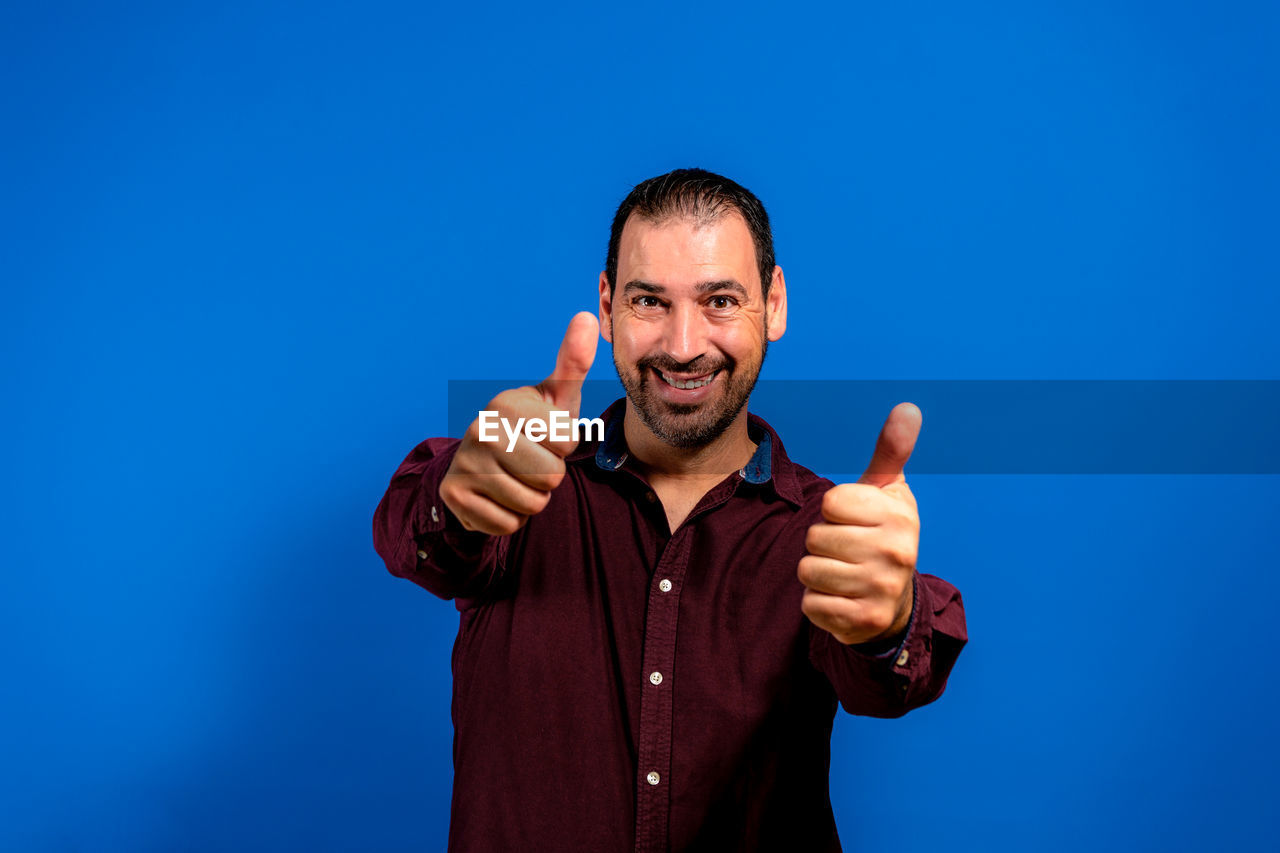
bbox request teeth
[660,371,714,390]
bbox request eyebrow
[622,279,750,298]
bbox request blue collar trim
[594,411,629,470]
[740,431,772,484]
[594,410,773,485]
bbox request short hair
[605,168,776,300]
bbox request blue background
[4,1,1277,850]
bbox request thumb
[537,311,599,415]
[857,402,922,487]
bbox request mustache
[636,354,730,375]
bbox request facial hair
[614,334,768,449]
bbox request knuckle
[869,604,895,634]
[824,483,878,521]
[822,483,855,513]
[871,571,906,603]
[529,461,566,492]
[888,505,918,533]
[804,524,823,554]
[820,487,842,517]
[440,478,469,510]
[889,536,917,568]
[495,514,524,537]
[527,489,553,515]
[800,589,822,619]
[796,556,818,587]
[828,612,856,638]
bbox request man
[372,168,967,851]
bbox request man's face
[599,211,787,448]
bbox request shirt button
[431,506,439,523]
[647,771,660,786]
[645,491,657,503]
[649,671,663,685]
[896,649,910,667]
[658,579,672,593]
[416,550,428,560]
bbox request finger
[796,555,877,597]
[801,589,893,645]
[448,489,528,537]
[536,311,600,415]
[471,471,553,518]
[494,438,568,492]
[804,523,887,563]
[819,483,891,526]
[857,402,922,488]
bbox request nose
[662,301,709,366]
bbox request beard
[614,338,768,449]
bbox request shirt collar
[593,405,629,470]
[570,398,804,507]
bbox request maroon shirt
[371,399,967,852]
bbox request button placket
[632,475,742,852]
[633,526,693,853]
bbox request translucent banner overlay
[448,380,1280,474]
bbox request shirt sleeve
[370,436,510,603]
[808,571,968,718]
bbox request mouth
[655,368,720,390]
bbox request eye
[633,295,664,310]
[707,295,738,311]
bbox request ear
[766,265,787,342]
[598,271,614,344]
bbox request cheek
[616,321,662,358]
[719,321,766,358]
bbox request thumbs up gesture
[799,403,922,645]
[440,312,599,536]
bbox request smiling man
[372,168,968,852]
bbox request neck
[622,402,758,480]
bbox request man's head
[599,168,787,448]
[605,169,777,303]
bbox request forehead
[617,211,760,296]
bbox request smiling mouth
[656,369,720,390]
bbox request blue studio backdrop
[3,1,1278,850]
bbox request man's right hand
[439,312,600,536]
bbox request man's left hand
[799,403,922,646]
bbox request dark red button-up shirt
[372,399,967,852]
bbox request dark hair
[605,168,775,299]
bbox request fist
[440,312,599,536]
[799,403,922,645]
